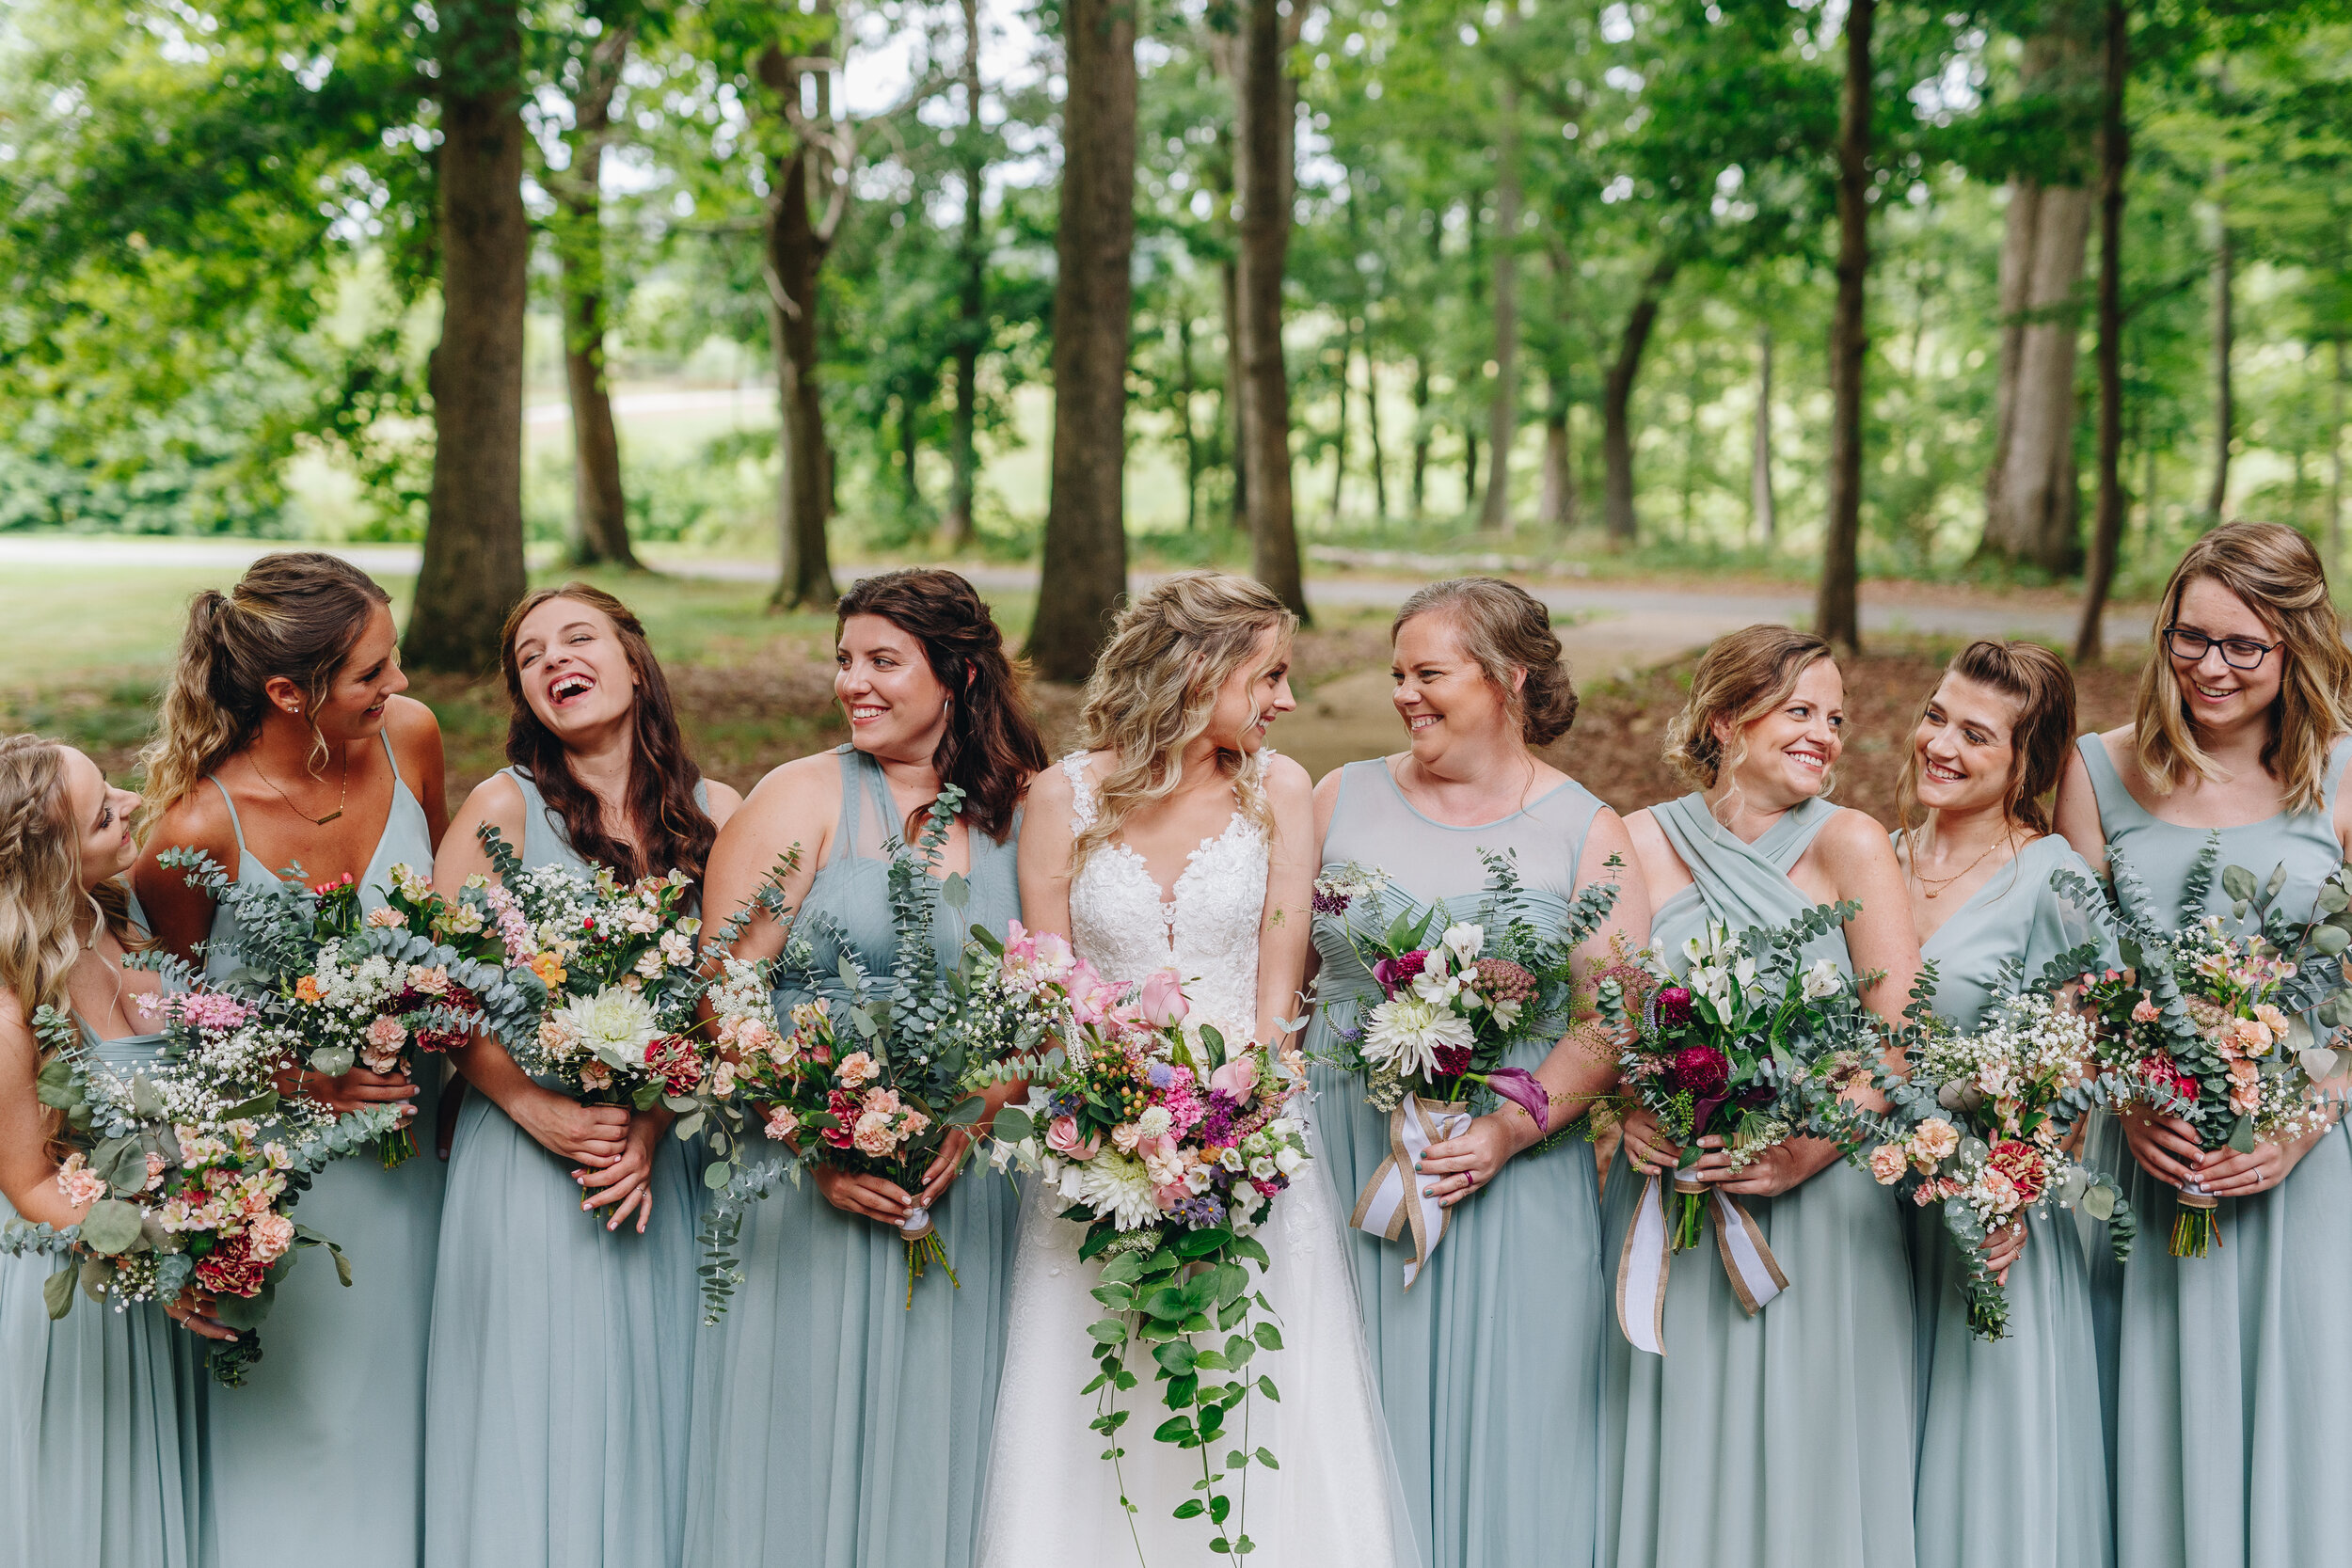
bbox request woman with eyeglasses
[2053,521,2352,1568]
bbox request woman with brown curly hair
[1603,623,1921,1568]
[421,584,741,1568]
[685,568,1044,1568]
[0,736,233,1568]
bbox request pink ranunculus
[1139,970,1190,1028]
[1045,1116,1102,1162]
[1208,1055,1259,1101]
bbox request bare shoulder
[453,771,527,834]
[1820,804,1902,864]
[1620,805,1666,857]
[141,779,237,865]
[1261,752,1312,808]
[384,693,444,759]
[739,749,845,837]
[1025,758,1078,812]
[703,779,746,829]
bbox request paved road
[0,534,2142,662]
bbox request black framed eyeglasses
[2163,626,2280,671]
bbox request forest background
[0,0,2347,811]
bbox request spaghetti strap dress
[1905,832,2113,1568]
[2074,732,2352,1568]
[194,730,444,1568]
[683,746,1022,1568]
[421,768,708,1567]
[1305,757,1612,1568]
[0,1022,208,1568]
[1599,793,1916,1568]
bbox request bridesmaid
[1604,624,1923,1568]
[1893,641,2111,1568]
[684,568,1044,1568]
[1307,578,1651,1568]
[0,736,230,1568]
[2053,521,2352,1568]
[133,553,449,1568]
[422,586,741,1567]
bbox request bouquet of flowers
[2058,840,2352,1256]
[988,961,1310,1560]
[153,847,545,1166]
[1311,853,1621,1286]
[695,789,1055,1318]
[1599,904,1892,1354]
[1862,985,2137,1338]
[0,1002,401,1385]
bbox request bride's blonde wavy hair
[1,736,149,1160]
[1073,571,1297,873]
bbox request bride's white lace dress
[975,753,1408,1568]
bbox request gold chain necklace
[252,747,348,827]
[1910,829,2014,899]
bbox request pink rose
[1139,970,1190,1029]
[1045,1116,1102,1162]
[1208,1055,1259,1101]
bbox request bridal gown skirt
[976,1124,1412,1568]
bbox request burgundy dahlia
[1432,1044,1475,1078]
[1668,1044,1730,1101]
[1373,950,1430,998]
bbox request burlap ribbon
[1348,1093,1473,1289]
[1613,1170,1789,1354]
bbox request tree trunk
[1222,256,1247,527]
[2332,336,2345,563]
[1027,0,1136,679]
[1179,309,1201,532]
[406,0,530,674]
[1410,353,1430,517]
[1751,323,1776,542]
[1233,0,1306,620]
[942,0,984,551]
[1365,341,1389,521]
[898,391,921,507]
[758,32,842,610]
[1816,0,1873,653]
[1542,400,1575,532]
[2205,168,2233,518]
[1463,428,1479,513]
[557,23,639,570]
[1481,83,1519,532]
[1328,318,1351,525]
[2074,0,2128,663]
[1601,251,1679,542]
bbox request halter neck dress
[421,768,708,1567]
[194,730,443,1568]
[2074,732,2352,1568]
[1599,793,1917,1568]
[1306,758,1612,1568]
[684,746,1022,1568]
[1903,831,2113,1568]
[1,1017,207,1568]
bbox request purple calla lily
[1483,1068,1550,1132]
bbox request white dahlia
[1072,1151,1167,1231]
[553,987,660,1070]
[1360,995,1475,1079]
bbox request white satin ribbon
[1349,1093,1473,1290]
[1614,1171,1789,1354]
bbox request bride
[976,571,1412,1567]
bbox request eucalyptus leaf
[2221,865,2259,903]
[2082,1182,2117,1222]
[78,1198,144,1257]
[310,1046,356,1079]
[40,1264,75,1321]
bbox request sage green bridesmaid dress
[2074,733,2352,1568]
[421,768,706,1567]
[683,747,1022,1568]
[1906,832,2112,1568]
[1599,793,1916,1568]
[1,1022,207,1568]
[1306,758,1612,1568]
[195,732,443,1568]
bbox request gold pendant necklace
[253,748,349,827]
[1912,831,2010,898]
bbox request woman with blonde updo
[2054,521,2352,1568]
[1604,624,1921,1568]
[977,570,1412,1566]
[0,736,233,1567]
[133,552,448,1568]
[1307,577,1649,1568]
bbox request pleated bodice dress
[1305,757,1612,1568]
[683,746,1022,1568]
[421,768,706,1567]
[1,1023,207,1568]
[2075,732,2352,1568]
[1905,832,2112,1568]
[194,731,444,1568]
[1600,793,1917,1568]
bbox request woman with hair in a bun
[1603,624,1921,1568]
[134,552,448,1568]
[685,568,1044,1568]
[1307,577,1650,1568]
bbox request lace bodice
[1063,751,1267,1045]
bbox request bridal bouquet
[1311,853,1621,1286]
[0,1002,400,1385]
[2058,842,2352,1256]
[154,847,544,1165]
[695,790,1056,1318]
[989,965,1309,1560]
[1600,904,1893,1354]
[1863,988,2137,1338]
